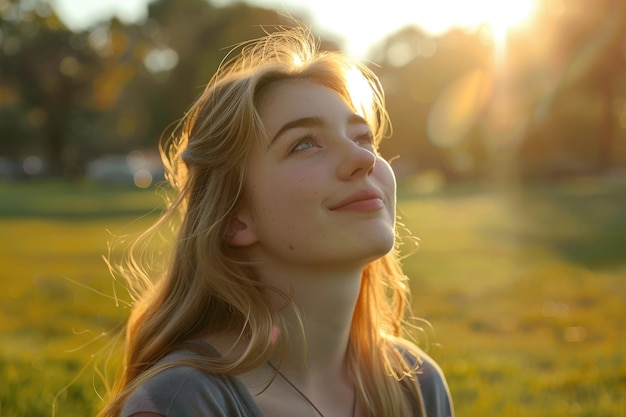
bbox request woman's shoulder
[395,342,455,417]
[120,346,262,417]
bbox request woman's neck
[202,262,364,383]
[286,272,361,369]
[255,260,364,377]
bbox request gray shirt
[121,342,453,417]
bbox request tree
[370,26,492,179]
[139,0,305,145]
[516,0,626,176]
[1,1,86,174]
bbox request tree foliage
[1,0,625,181]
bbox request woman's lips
[329,189,384,211]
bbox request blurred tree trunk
[598,77,614,170]
[44,99,70,176]
[1,2,101,177]
[580,0,625,171]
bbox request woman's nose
[336,140,376,180]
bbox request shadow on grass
[398,174,626,270]
[507,178,626,269]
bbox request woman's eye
[290,136,319,153]
[354,132,375,147]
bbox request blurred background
[1,0,625,416]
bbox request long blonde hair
[99,26,425,417]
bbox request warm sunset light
[345,67,375,121]
[285,0,540,58]
[475,1,535,36]
[6,1,626,416]
[472,0,538,54]
[53,0,539,59]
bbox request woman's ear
[225,214,257,247]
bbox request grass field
[1,177,625,416]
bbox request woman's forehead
[259,81,362,136]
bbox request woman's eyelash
[355,131,375,145]
[289,131,374,154]
[290,135,320,153]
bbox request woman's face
[235,79,396,272]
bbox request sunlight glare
[427,69,493,148]
[291,52,304,67]
[405,0,537,59]
[345,67,374,122]
[476,0,537,52]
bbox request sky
[51,0,538,58]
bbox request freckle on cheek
[288,245,295,251]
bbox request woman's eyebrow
[269,113,369,148]
[347,113,368,127]
[270,116,323,146]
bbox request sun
[479,0,537,48]
[405,0,538,53]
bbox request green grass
[1,177,625,416]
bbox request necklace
[267,362,356,417]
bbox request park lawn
[0,178,625,416]
[398,178,626,417]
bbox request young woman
[99,26,453,417]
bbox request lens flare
[427,69,493,148]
